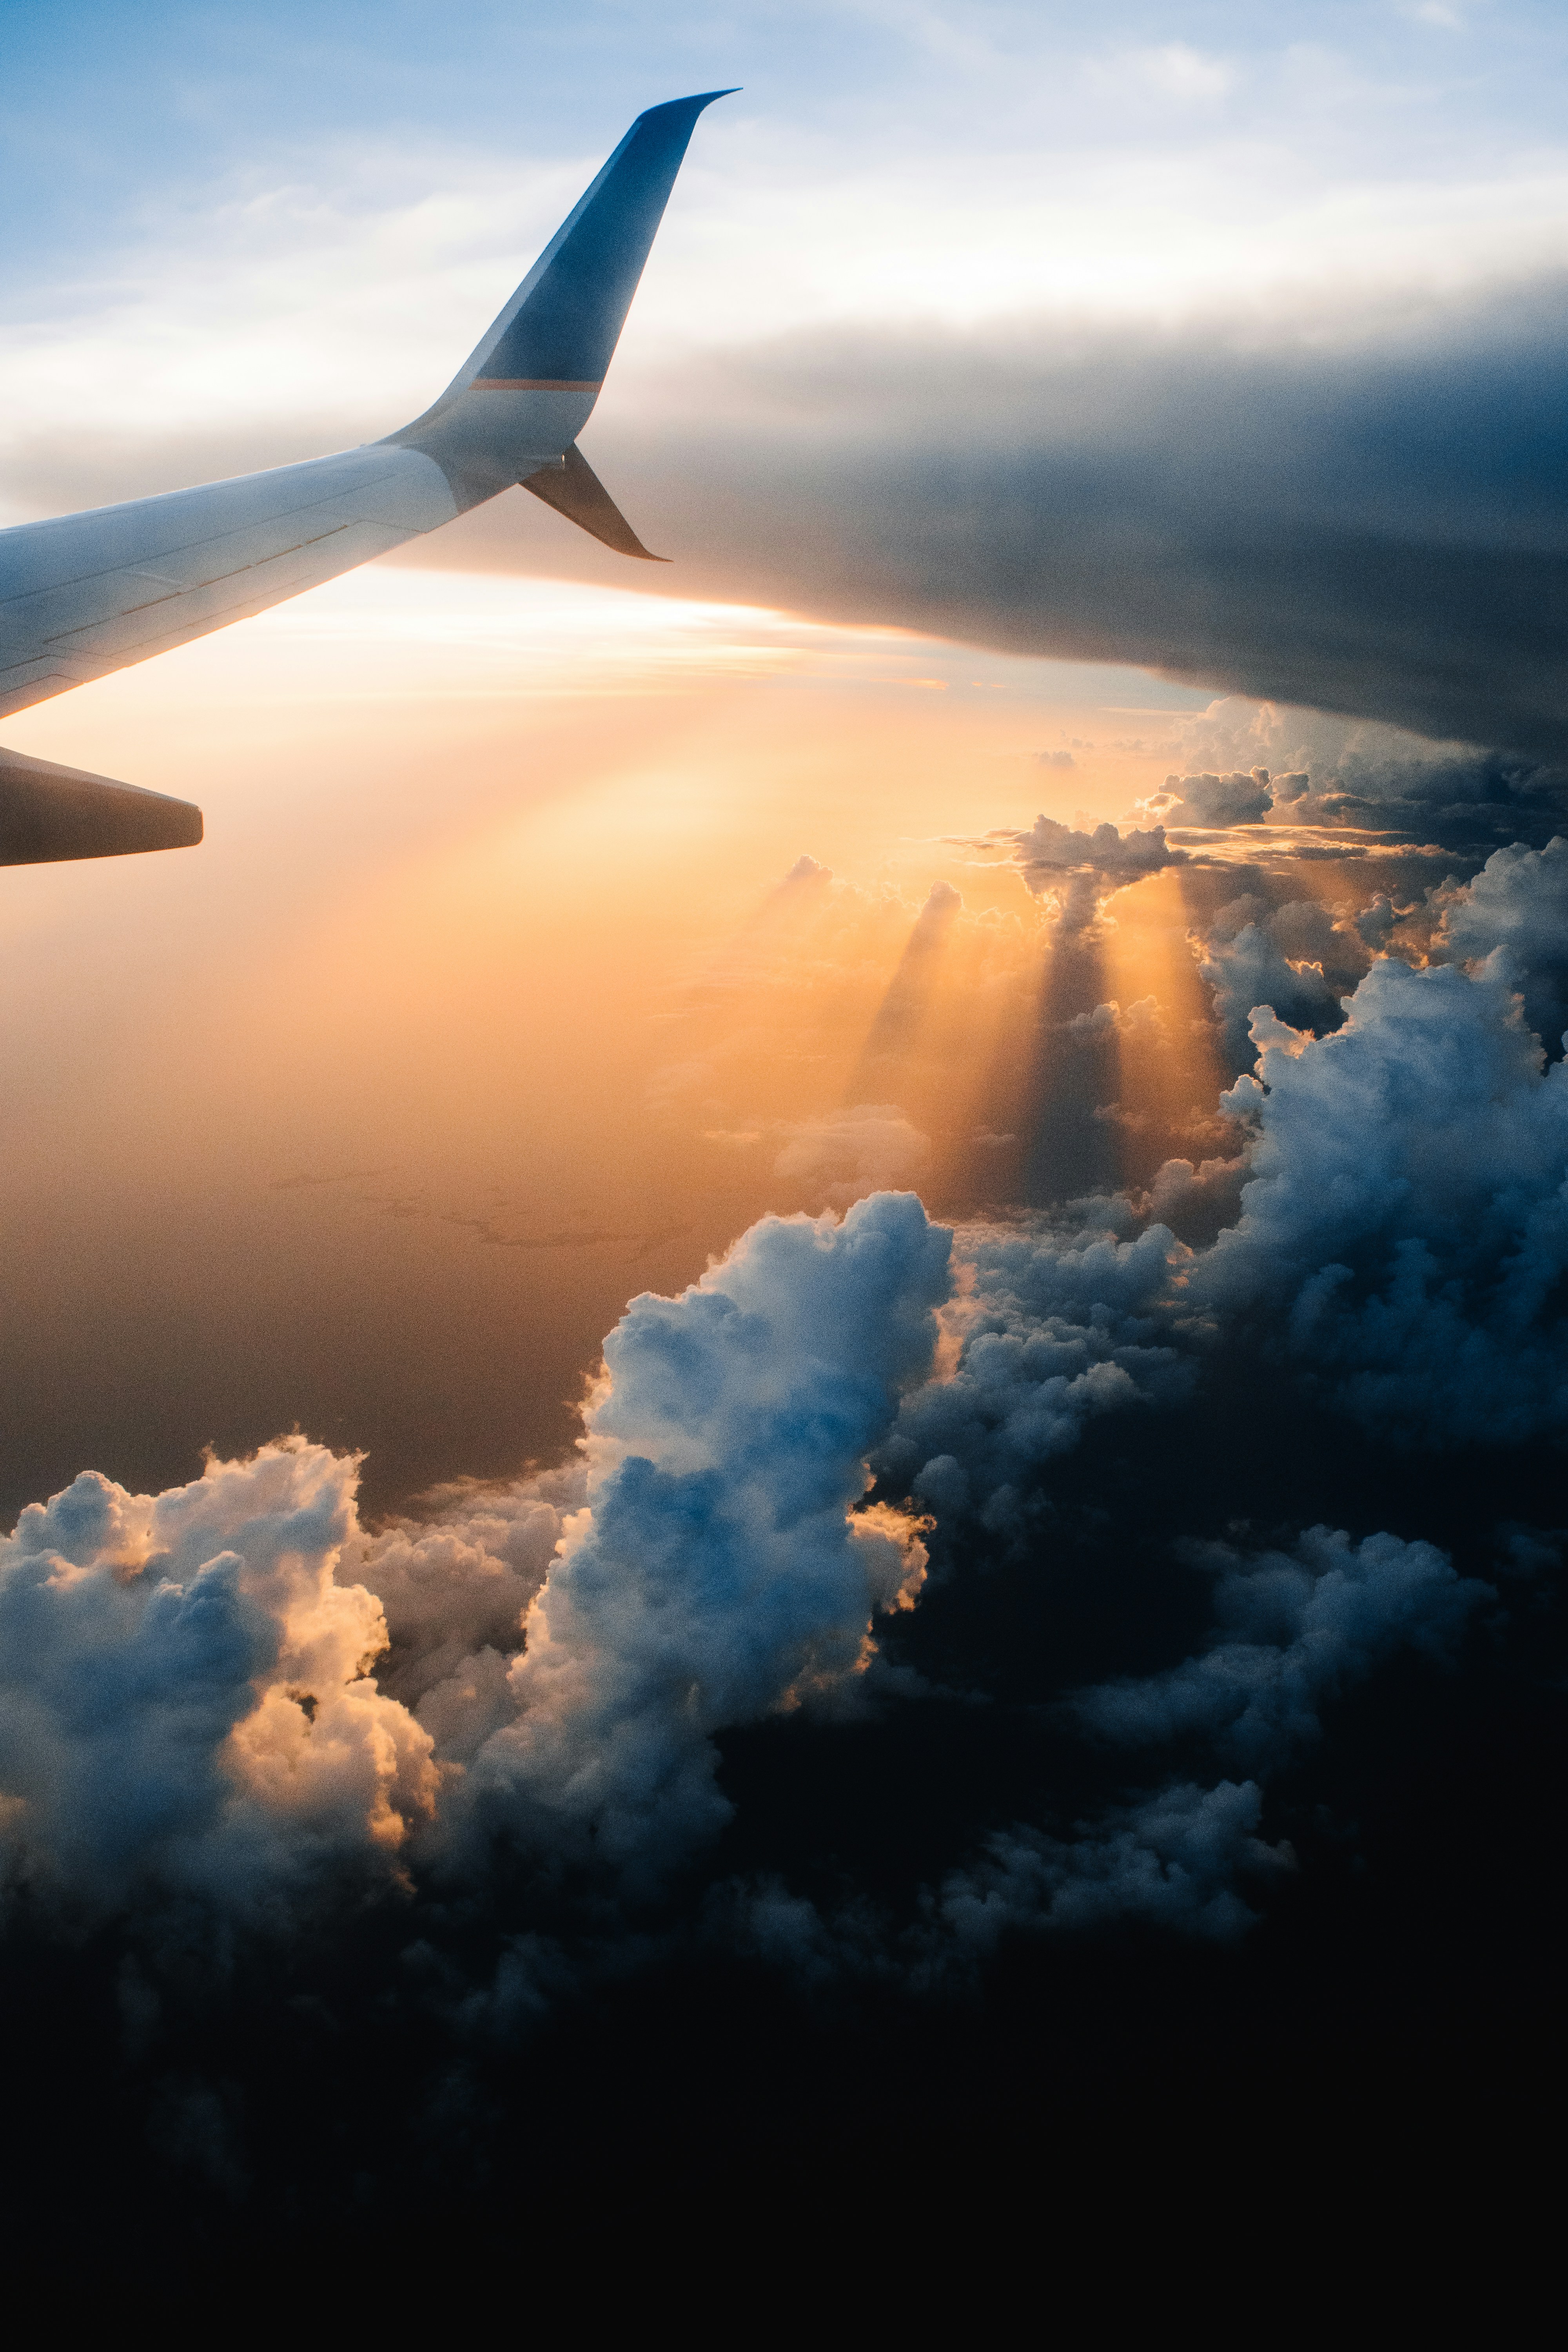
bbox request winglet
[389,91,737,507]
[466,91,739,395]
[0,746,203,865]
[521,444,669,561]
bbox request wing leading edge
[0,89,732,863]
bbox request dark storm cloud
[580,283,1568,761]
[14,278,1568,780]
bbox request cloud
[877,1217,1192,1534]
[1003,813,1185,892]
[948,815,1187,938]
[0,1440,438,1926]
[874,929,1568,1515]
[16,281,1568,771]
[8,83,1568,768]
[1077,1526,1490,1772]
[930,1521,1488,1951]
[931,1780,1290,1950]
[1117,43,1238,104]
[452,1192,951,1888]
[355,1463,585,1755]
[0,1197,953,1926]
[728,1501,1496,1974]
[554,296,1568,762]
[1062,996,1163,1039]
[1190,958,1568,1438]
[1195,892,1368,1071]
[1142,698,1568,853]
[1149,768,1273,827]
[7,847,1568,1975]
[1428,835,1568,1052]
[862,1519,1488,1962]
[773,1103,933,1203]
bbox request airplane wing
[0,744,201,864]
[0,88,733,864]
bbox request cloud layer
[4,810,1568,2015]
[0,1194,949,1926]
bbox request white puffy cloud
[1428,835,1568,1052]
[875,935,1568,1521]
[0,1198,954,1926]
[876,1218,1192,1534]
[7,889,1567,1971]
[0,1440,438,1925]
[456,1193,951,1888]
[1191,958,1568,1438]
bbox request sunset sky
[4,0,1568,2278]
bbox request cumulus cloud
[1427,835,1568,1052]
[7,894,1568,1970]
[949,814,1187,938]
[0,1440,438,1926]
[1191,958,1568,1438]
[1148,768,1274,827]
[727,1500,1495,1976]
[931,1780,1290,1951]
[1163,699,1568,853]
[870,1521,1488,1963]
[0,1197,952,1926]
[1077,1526,1490,1771]
[1007,813,1185,892]
[453,1193,951,1887]
[1062,996,1163,1040]
[874,935,1568,1519]
[1195,892,1369,1070]
[876,1217,1192,1535]
[355,1464,585,1759]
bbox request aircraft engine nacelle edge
[0,746,203,865]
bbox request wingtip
[639,87,741,120]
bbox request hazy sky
[4,3,1568,2267]
[8,0,1568,468]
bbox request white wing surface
[0,89,732,860]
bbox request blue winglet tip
[639,88,741,122]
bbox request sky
[3,0,1568,2282]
